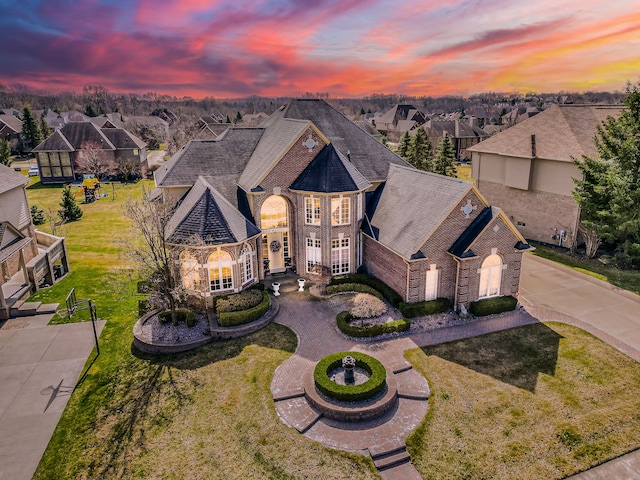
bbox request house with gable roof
[154,99,530,310]
[32,122,147,184]
[468,104,623,249]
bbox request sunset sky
[0,0,638,98]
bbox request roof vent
[531,134,536,157]
[347,149,351,161]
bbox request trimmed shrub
[329,273,402,307]
[158,309,196,327]
[138,298,150,317]
[250,282,265,292]
[218,291,270,327]
[216,289,263,313]
[350,293,387,319]
[399,298,451,318]
[325,283,384,299]
[336,311,410,338]
[313,351,386,402]
[469,295,518,316]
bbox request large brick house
[468,105,623,249]
[154,99,530,310]
[32,122,147,184]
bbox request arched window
[207,250,233,292]
[240,245,253,285]
[478,254,502,298]
[260,196,288,230]
[180,251,199,289]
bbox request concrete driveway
[0,316,104,480]
[520,254,640,359]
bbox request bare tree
[166,116,199,156]
[75,141,115,179]
[122,188,185,321]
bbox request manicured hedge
[325,283,384,299]
[313,351,387,402]
[336,311,410,338]
[158,308,196,327]
[329,273,402,307]
[399,298,451,318]
[469,295,518,317]
[218,291,270,327]
[211,282,265,312]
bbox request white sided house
[154,99,531,310]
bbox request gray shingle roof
[237,118,310,191]
[155,128,264,189]
[101,128,146,149]
[33,122,115,152]
[368,164,473,259]
[290,143,370,193]
[264,99,411,183]
[0,164,28,194]
[0,114,22,133]
[426,119,488,139]
[468,105,623,161]
[166,177,260,246]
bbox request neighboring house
[373,104,427,143]
[0,113,22,153]
[0,164,69,319]
[468,104,623,249]
[196,116,232,139]
[32,122,147,184]
[423,119,489,160]
[125,115,170,139]
[154,99,530,311]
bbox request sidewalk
[0,317,105,480]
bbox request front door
[267,231,285,273]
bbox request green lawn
[406,322,640,479]
[531,243,640,295]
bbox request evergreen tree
[0,139,11,166]
[39,113,51,139]
[30,205,45,225]
[234,111,242,123]
[58,186,83,222]
[573,81,640,266]
[225,114,232,123]
[21,105,42,150]
[407,128,433,171]
[433,135,457,177]
[397,131,411,159]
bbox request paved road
[520,254,640,359]
[0,316,104,480]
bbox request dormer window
[305,196,321,225]
[331,196,350,225]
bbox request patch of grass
[29,180,378,480]
[530,244,640,295]
[405,322,640,479]
[456,164,474,183]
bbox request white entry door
[267,232,285,273]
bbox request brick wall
[362,234,408,300]
[478,179,579,248]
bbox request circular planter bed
[133,309,213,354]
[313,351,386,402]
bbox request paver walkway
[0,316,105,480]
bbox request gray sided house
[32,122,147,184]
[155,99,530,310]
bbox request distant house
[0,114,22,153]
[423,119,489,160]
[373,104,427,143]
[153,99,531,311]
[196,116,232,139]
[468,105,623,249]
[0,164,69,319]
[32,122,147,184]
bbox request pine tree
[30,205,45,225]
[0,139,11,166]
[433,135,457,177]
[39,113,51,139]
[407,128,433,171]
[398,131,411,159]
[21,105,42,150]
[58,186,83,222]
[234,111,242,123]
[573,81,640,266]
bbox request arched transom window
[478,254,502,298]
[207,250,233,292]
[260,196,288,230]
